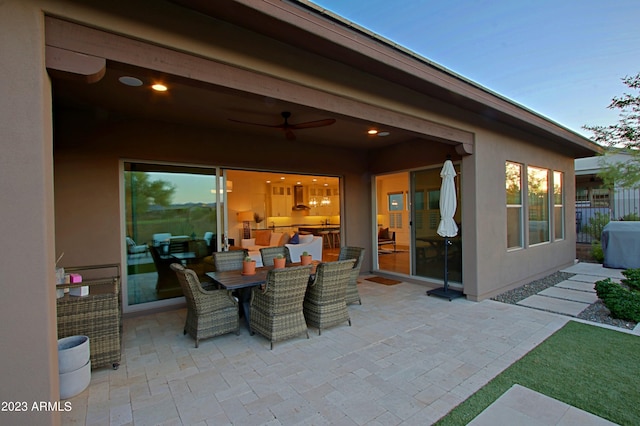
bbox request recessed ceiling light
[377,131,390,137]
[367,129,378,135]
[118,76,143,87]
[151,83,168,92]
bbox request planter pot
[300,255,312,266]
[58,335,90,374]
[273,257,286,269]
[59,359,91,399]
[242,261,256,275]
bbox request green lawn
[127,263,156,275]
[435,321,640,425]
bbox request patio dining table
[206,261,318,329]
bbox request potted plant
[242,256,256,275]
[300,251,312,266]
[273,253,286,269]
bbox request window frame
[553,170,564,241]
[527,165,550,246]
[506,161,524,250]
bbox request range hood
[292,185,310,210]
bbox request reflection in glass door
[375,173,410,275]
[123,162,224,309]
[411,167,462,283]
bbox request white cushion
[241,238,256,248]
[299,234,314,244]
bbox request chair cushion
[289,233,299,244]
[379,227,390,240]
[255,230,271,246]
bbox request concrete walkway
[469,384,617,426]
[470,262,638,426]
[517,263,620,317]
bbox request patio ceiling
[51,60,429,151]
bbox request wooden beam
[45,46,106,84]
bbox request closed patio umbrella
[427,159,464,300]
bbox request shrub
[621,213,640,221]
[621,268,640,291]
[583,212,610,241]
[595,278,640,322]
[591,240,604,263]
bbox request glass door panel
[124,162,221,308]
[411,167,462,282]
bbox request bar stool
[317,230,332,248]
[329,229,340,248]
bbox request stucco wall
[54,119,372,268]
[0,2,59,424]
[470,127,576,300]
[368,111,577,300]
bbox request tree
[584,73,640,188]
[125,172,175,214]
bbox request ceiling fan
[229,111,336,141]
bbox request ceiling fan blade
[289,118,336,129]
[228,118,284,129]
[284,129,296,141]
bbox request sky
[310,0,640,137]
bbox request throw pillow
[279,232,290,246]
[379,227,390,240]
[289,233,300,244]
[254,230,271,246]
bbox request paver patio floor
[62,262,637,425]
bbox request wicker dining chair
[212,249,249,271]
[338,246,366,305]
[249,265,313,349]
[259,246,292,267]
[170,263,239,348]
[303,259,355,335]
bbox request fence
[576,187,640,243]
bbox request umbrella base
[427,287,464,301]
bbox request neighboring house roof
[575,152,632,176]
[170,0,600,158]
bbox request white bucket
[59,359,91,399]
[58,335,90,374]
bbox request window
[506,162,523,249]
[528,166,549,245]
[388,192,404,211]
[553,171,564,240]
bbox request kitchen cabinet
[308,186,339,216]
[268,183,292,217]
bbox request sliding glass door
[411,167,462,283]
[123,162,228,310]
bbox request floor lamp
[237,211,254,239]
